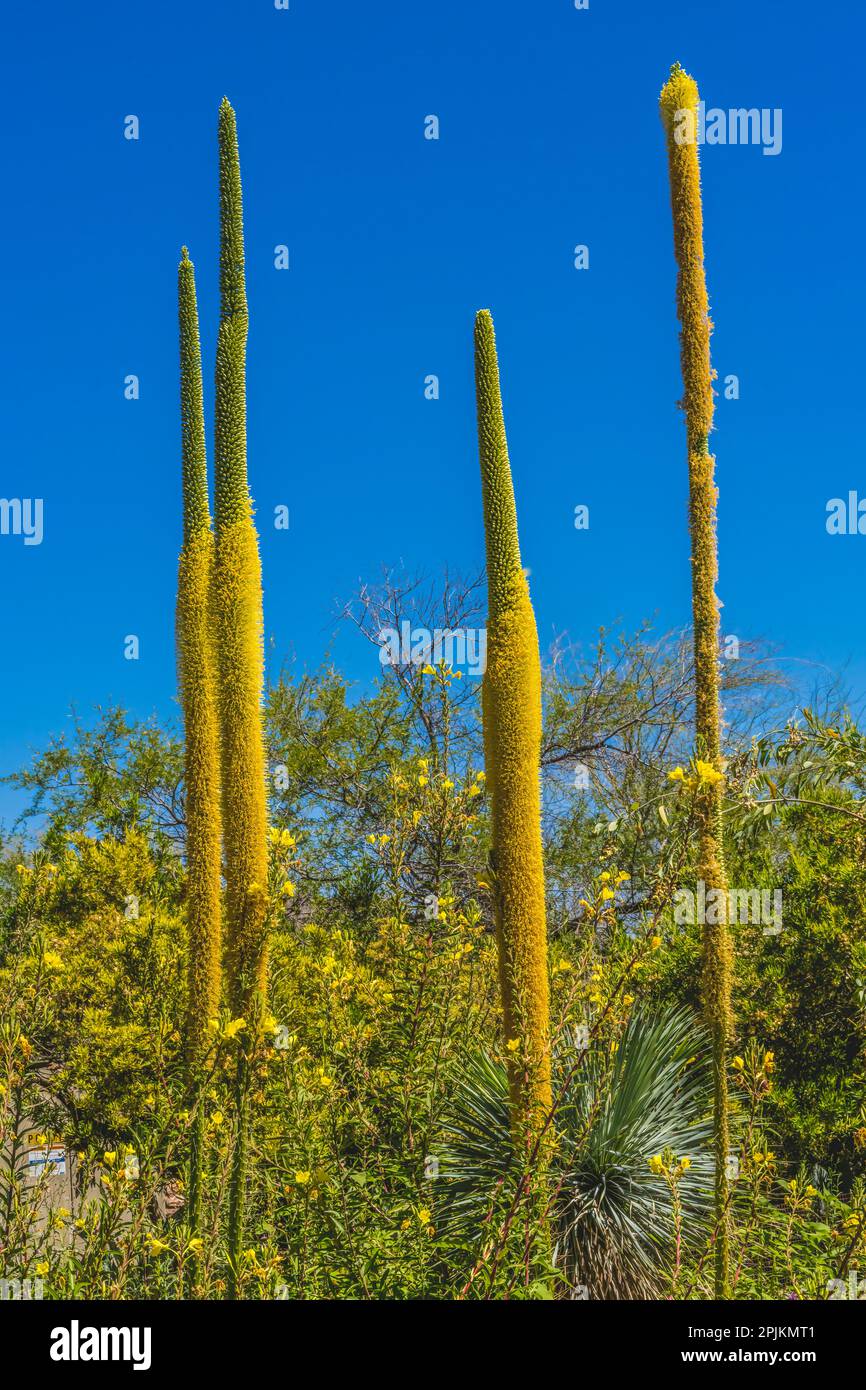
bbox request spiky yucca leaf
[555,1007,714,1298]
[438,1006,714,1298]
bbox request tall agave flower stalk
[176,247,222,1234]
[213,97,269,1294]
[214,97,269,1015]
[474,309,551,1148]
[660,62,733,1297]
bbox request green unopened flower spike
[176,245,222,1234]
[177,246,222,1064]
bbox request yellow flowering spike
[474,309,551,1142]
[213,99,270,1015]
[177,248,223,1075]
[660,61,733,1298]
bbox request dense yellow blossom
[660,60,732,1297]
[474,308,551,1139]
[213,100,269,1014]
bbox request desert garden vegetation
[1,69,865,1301]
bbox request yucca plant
[176,247,222,1234]
[660,62,733,1296]
[212,97,269,1294]
[474,308,551,1146]
[439,1006,714,1298]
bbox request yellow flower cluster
[667,760,724,789]
[648,1149,692,1180]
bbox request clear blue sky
[1,0,864,828]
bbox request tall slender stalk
[474,309,551,1148]
[213,97,269,1296]
[660,62,733,1298]
[176,247,222,1236]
